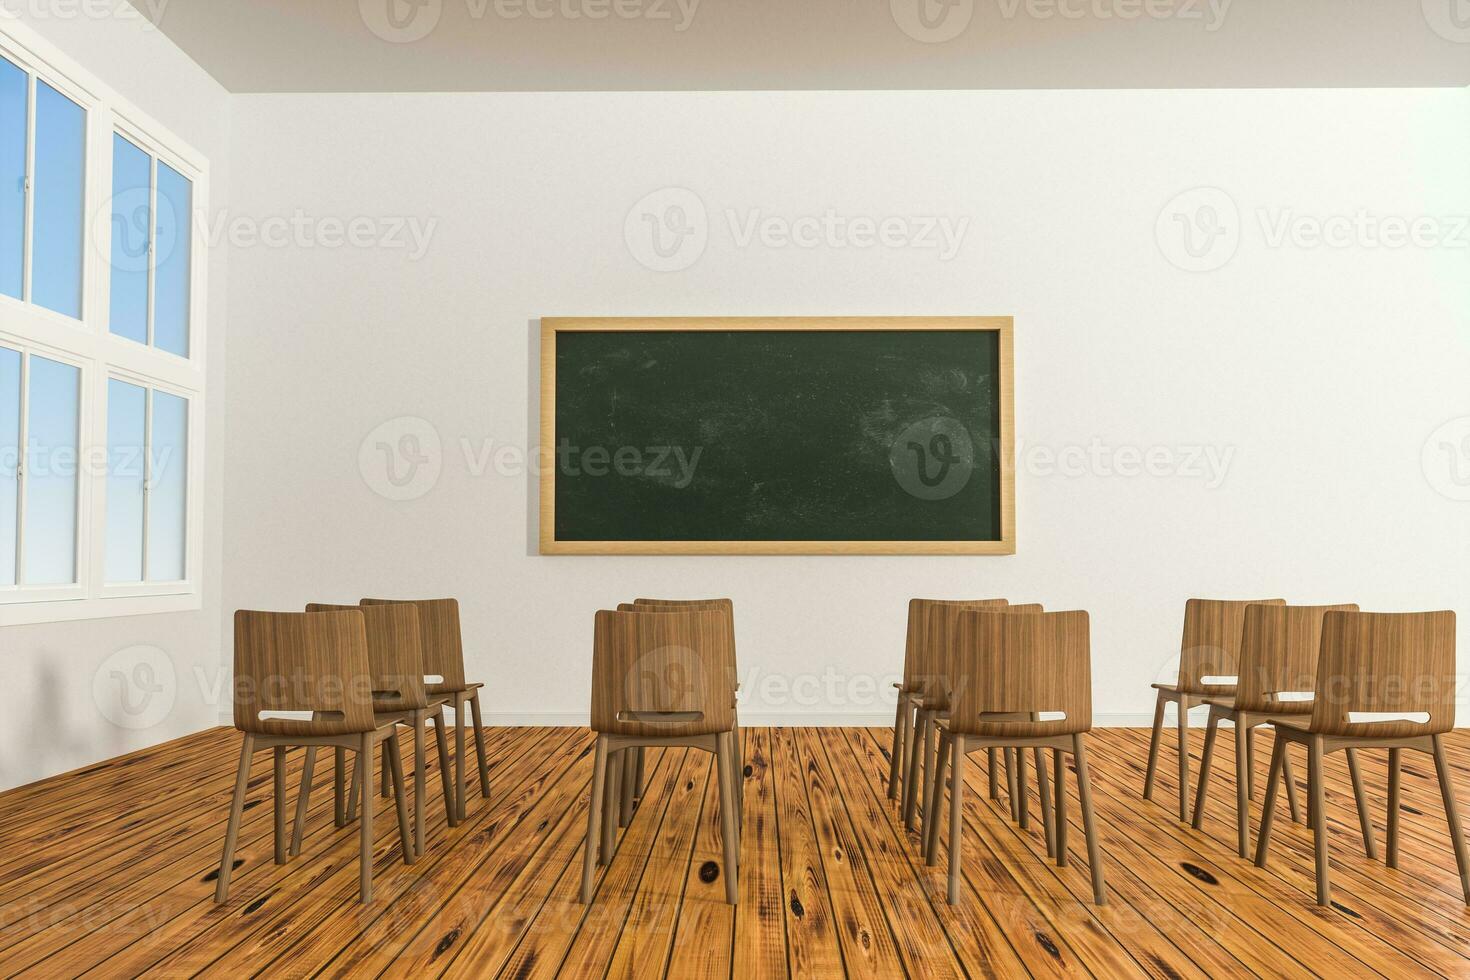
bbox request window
[0,344,81,587]
[105,379,188,583]
[108,134,192,356]
[0,21,206,624]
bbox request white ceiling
[143,0,1470,92]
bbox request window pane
[147,390,186,581]
[0,347,19,586]
[32,81,84,319]
[0,57,25,301]
[22,355,79,584]
[154,162,190,356]
[108,135,150,344]
[105,379,146,583]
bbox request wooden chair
[1143,597,1286,821]
[216,609,413,904]
[1192,602,1370,858]
[290,602,459,859]
[899,598,1011,830]
[927,609,1106,904]
[582,607,740,904]
[890,598,1009,809]
[915,602,1053,858]
[622,598,742,821]
[362,597,491,821]
[1256,610,1469,907]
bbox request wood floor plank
[731,729,789,980]
[3,726,1467,979]
[767,726,846,978]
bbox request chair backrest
[626,599,737,669]
[232,609,376,736]
[1310,610,1457,737]
[1233,602,1359,713]
[1176,597,1287,694]
[949,609,1092,738]
[634,597,733,607]
[590,608,737,738]
[306,601,429,712]
[923,602,1043,711]
[360,597,466,695]
[903,598,1009,697]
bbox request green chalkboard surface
[540,318,1014,554]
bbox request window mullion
[20,70,34,305]
[140,385,151,582]
[145,154,156,348]
[13,352,27,586]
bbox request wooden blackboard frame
[539,316,1015,555]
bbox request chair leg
[1142,692,1166,801]
[470,692,492,799]
[1431,734,1470,905]
[581,735,609,903]
[601,749,622,865]
[334,747,347,828]
[1345,748,1377,860]
[1176,695,1192,822]
[455,697,468,821]
[385,730,415,864]
[925,728,950,866]
[1035,747,1055,859]
[635,745,647,800]
[619,749,636,828]
[1016,749,1030,830]
[903,709,929,831]
[381,736,391,798]
[921,718,939,835]
[273,746,288,865]
[359,733,375,904]
[988,747,1000,801]
[1253,736,1286,868]
[1244,724,1255,801]
[1053,747,1068,867]
[1005,748,1020,822]
[947,735,966,904]
[1073,734,1106,905]
[1232,720,1250,857]
[717,732,740,904]
[433,707,458,828]
[214,734,255,903]
[346,750,362,822]
[1308,736,1330,906]
[1281,742,1303,823]
[888,693,908,800]
[291,745,317,857]
[413,711,427,857]
[1386,747,1402,869]
[1191,712,1221,832]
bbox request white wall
[0,10,230,788]
[222,89,1469,727]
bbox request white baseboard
[480,711,1171,728]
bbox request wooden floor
[3,726,1470,978]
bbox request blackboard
[539,317,1014,554]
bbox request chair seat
[1153,682,1236,696]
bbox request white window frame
[0,20,207,626]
